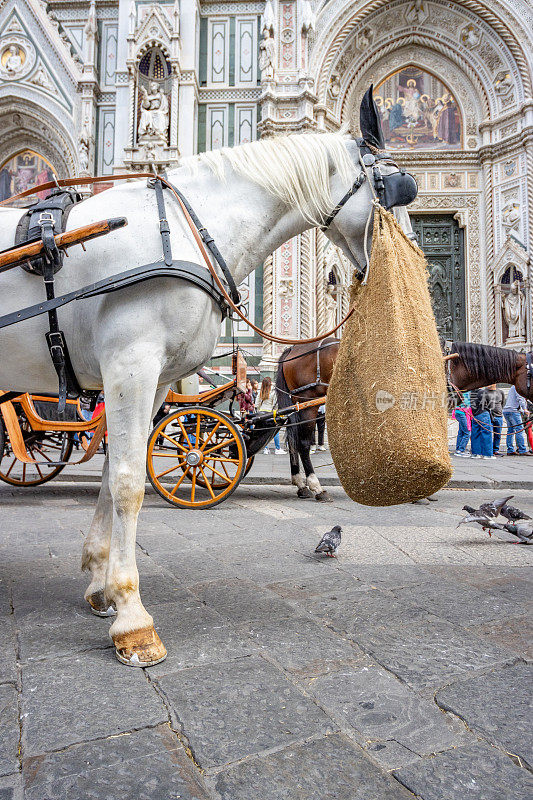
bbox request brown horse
[275,338,339,501]
[449,342,533,400]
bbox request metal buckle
[362,153,376,166]
[38,211,55,229]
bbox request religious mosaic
[374,67,462,151]
[0,149,55,203]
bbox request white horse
[0,121,415,665]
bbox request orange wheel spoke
[199,421,220,451]
[155,460,186,479]
[199,466,216,499]
[34,461,44,479]
[161,431,188,452]
[4,459,16,478]
[176,418,193,448]
[207,456,240,464]
[169,466,190,496]
[195,414,201,444]
[38,450,53,463]
[190,468,197,502]
[203,438,235,456]
[152,451,184,458]
[22,463,26,482]
[205,464,232,484]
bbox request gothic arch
[0,96,77,177]
[340,44,486,144]
[310,0,531,120]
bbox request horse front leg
[287,416,311,498]
[82,453,116,617]
[82,387,168,619]
[298,417,331,503]
[101,361,167,667]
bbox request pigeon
[500,502,532,523]
[503,522,533,544]
[315,525,342,557]
[457,515,505,537]
[461,496,513,519]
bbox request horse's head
[323,86,419,277]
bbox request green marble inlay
[199,17,207,86]
[229,17,235,86]
[198,104,206,153]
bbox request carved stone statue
[78,122,91,173]
[503,280,526,341]
[138,82,169,141]
[5,45,23,75]
[259,29,276,81]
[324,283,338,330]
[328,73,340,100]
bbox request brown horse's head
[449,342,532,401]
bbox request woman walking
[469,387,494,459]
[256,377,286,454]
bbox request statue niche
[498,265,527,345]
[136,47,171,150]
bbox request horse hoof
[113,626,167,668]
[297,487,313,499]
[315,491,333,503]
[86,591,116,617]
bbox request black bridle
[320,139,418,232]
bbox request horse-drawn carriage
[0,349,327,508]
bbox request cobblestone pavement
[0,481,531,799]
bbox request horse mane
[451,341,519,384]
[186,133,357,227]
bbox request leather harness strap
[290,339,337,396]
[0,260,227,330]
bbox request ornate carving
[0,36,35,81]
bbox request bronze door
[410,214,466,342]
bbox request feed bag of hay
[326,204,452,506]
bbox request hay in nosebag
[326,204,452,506]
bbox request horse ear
[359,85,385,149]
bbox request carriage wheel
[146,406,246,509]
[0,415,74,487]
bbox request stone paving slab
[0,620,17,685]
[23,726,211,800]
[156,656,335,768]
[347,612,517,690]
[147,601,257,678]
[213,734,413,800]
[436,662,533,768]
[390,579,518,626]
[240,615,364,676]
[0,685,19,778]
[190,578,299,624]
[21,652,168,756]
[395,741,533,800]
[303,660,468,757]
[471,615,533,659]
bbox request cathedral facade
[0,0,531,373]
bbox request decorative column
[78,0,98,178]
[480,151,495,343]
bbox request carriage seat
[14,188,83,276]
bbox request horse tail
[275,347,300,452]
